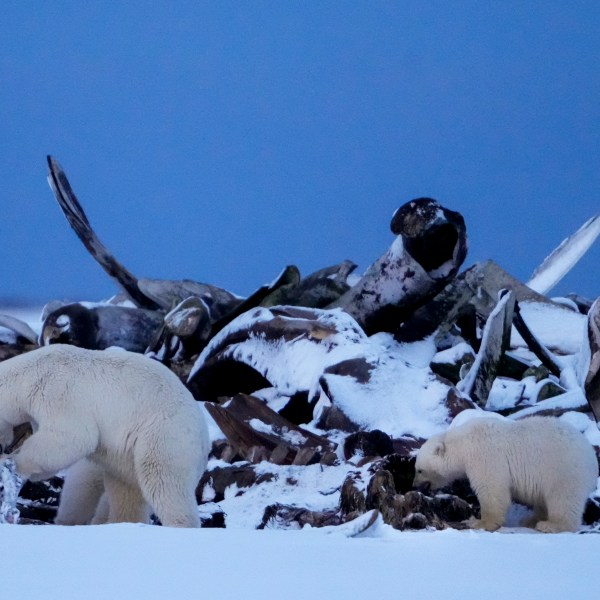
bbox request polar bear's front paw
[465,517,501,532]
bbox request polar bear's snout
[412,476,431,494]
[412,467,452,493]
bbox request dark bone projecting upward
[46,155,161,310]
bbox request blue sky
[1,2,599,305]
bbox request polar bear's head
[413,432,461,492]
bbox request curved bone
[46,156,161,310]
[0,315,37,345]
[527,215,600,295]
[584,298,600,421]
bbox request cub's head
[413,433,454,492]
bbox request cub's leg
[535,493,583,533]
[467,473,512,531]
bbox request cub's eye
[416,469,423,474]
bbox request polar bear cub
[413,415,598,532]
[0,344,209,527]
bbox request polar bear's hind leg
[103,474,151,524]
[535,494,583,533]
[91,493,110,525]
[135,450,201,528]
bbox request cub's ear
[433,441,446,456]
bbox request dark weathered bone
[0,315,37,345]
[0,344,37,363]
[187,305,365,401]
[329,198,467,335]
[512,300,562,378]
[208,265,299,335]
[339,471,367,517]
[40,302,164,353]
[457,291,515,406]
[5,423,33,454]
[584,298,600,421]
[149,297,213,362]
[339,466,477,531]
[263,261,357,308]
[509,390,590,419]
[196,463,275,504]
[397,260,562,344]
[164,297,211,339]
[258,504,342,529]
[343,429,394,460]
[566,294,594,314]
[46,156,160,310]
[137,278,241,316]
[366,470,397,524]
[370,452,418,495]
[430,345,476,384]
[47,157,240,326]
[395,268,475,343]
[204,393,335,464]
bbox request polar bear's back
[450,416,598,493]
[449,415,592,454]
[2,344,203,428]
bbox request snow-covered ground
[3,520,599,600]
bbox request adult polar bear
[413,415,598,532]
[0,344,209,527]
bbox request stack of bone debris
[2,156,600,530]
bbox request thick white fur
[0,344,209,527]
[413,416,598,532]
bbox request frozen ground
[3,519,600,600]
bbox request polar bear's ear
[433,441,446,456]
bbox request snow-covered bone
[457,290,515,406]
[584,298,600,421]
[189,305,462,439]
[527,215,600,295]
[0,458,23,524]
[329,197,467,335]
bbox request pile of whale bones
[1,155,600,531]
